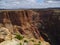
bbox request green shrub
[24,40,28,42]
[15,34,24,40]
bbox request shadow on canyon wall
[35,8,60,45]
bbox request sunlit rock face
[0,10,42,40]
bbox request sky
[0,0,60,9]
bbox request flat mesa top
[0,10,32,11]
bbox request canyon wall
[0,10,42,40]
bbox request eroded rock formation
[0,10,43,41]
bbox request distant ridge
[0,7,60,10]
